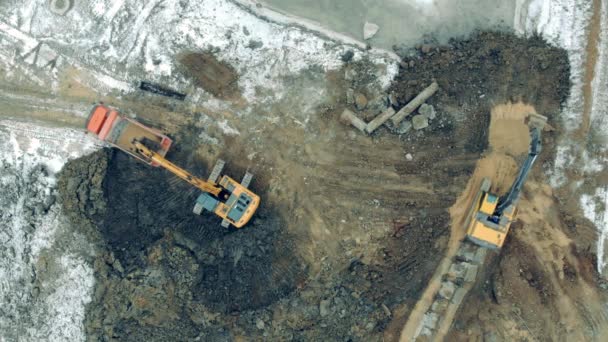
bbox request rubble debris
[363,22,379,40]
[354,93,368,111]
[412,115,429,130]
[419,103,436,120]
[391,81,439,125]
[340,109,367,133]
[50,0,73,16]
[346,88,355,104]
[139,81,186,100]
[395,120,412,135]
[367,96,388,115]
[365,107,395,134]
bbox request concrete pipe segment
[50,0,73,16]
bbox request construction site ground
[1,3,608,341]
[41,31,606,340]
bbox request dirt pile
[390,31,569,153]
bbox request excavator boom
[133,141,222,197]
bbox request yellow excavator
[465,113,547,249]
[132,141,259,228]
[86,104,259,228]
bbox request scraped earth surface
[37,30,607,341]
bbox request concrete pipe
[50,0,73,16]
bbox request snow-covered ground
[515,0,608,274]
[0,121,102,341]
[0,0,397,106]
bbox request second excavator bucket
[527,113,548,130]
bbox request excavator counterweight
[464,113,547,249]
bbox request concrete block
[391,82,439,125]
[474,247,488,264]
[419,103,436,120]
[451,287,468,307]
[464,264,479,283]
[363,22,379,40]
[446,262,467,281]
[412,115,429,130]
[438,281,456,300]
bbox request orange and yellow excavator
[464,113,547,249]
[86,103,259,228]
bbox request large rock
[363,22,379,40]
[412,115,429,130]
[419,103,436,120]
[355,93,368,111]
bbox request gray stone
[256,318,265,330]
[346,88,355,104]
[464,264,479,283]
[438,281,456,300]
[412,115,429,130]
[363,22,379,40]
[319,299,331,317]
[419,103,436,120]
[396,120,412,135]
[405,153,413,161]
[355,93,368,111]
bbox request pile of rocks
[341,81,439,136]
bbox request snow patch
[0,121,101,341]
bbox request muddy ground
[55,31,608,341]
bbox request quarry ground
[48,32,608,340]
[1,1,608,341]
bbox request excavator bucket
[526,113,548,130]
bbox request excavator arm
[494,126,542,215]
[132,140,222,197]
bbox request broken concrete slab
[363,22,379,40]
[412,115,429,130]
[365,107,395,133]
[340,109,367,133]
[419,103,436,120]
[396,120,412,134]
[391,81,439,125]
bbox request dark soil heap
[58,147,305,340]
[391,31,569,152]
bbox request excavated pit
[57,141,306,324]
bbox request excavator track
[208,159,225,183]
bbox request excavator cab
[465,113,546,249]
